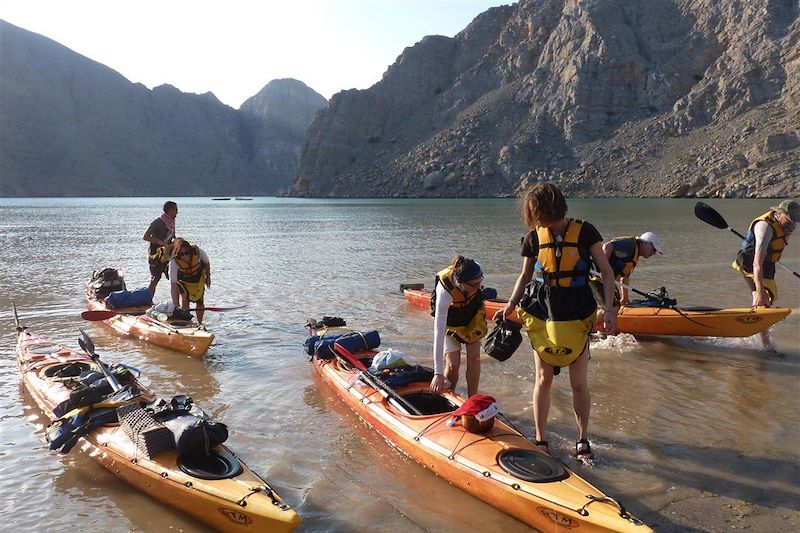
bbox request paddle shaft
[333,343,424,416]
[82,306,241,321]
[695,201,800,279]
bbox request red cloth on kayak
[451,394,498,422]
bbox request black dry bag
[484,320,523,362]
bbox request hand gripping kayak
[332,342,423,416]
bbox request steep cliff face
[0,20,326,196]
[293,0,799,198]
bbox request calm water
[0,197,798,532]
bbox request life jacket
[535,219,591,287]
[735,211,787,279]
[430,266,487,344]
[608,236,639,278]
[176,245,207,302]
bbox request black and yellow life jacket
[736,211,787,279]
[518,220,596,367]
[177,245,205,284]
[536,219,591,287]
[430,266,487,344]
[608,236,639,278]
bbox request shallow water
[0,197,798,532]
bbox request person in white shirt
[429,256,487,397]
[169,238,211,324]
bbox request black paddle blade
[78,328,95,355]
[694,202,729,229]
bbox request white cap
[638,232,663,254]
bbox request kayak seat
[43,362,94,380]
[681,306,722,312]
[178,449,243,480]
[400,392,458,415]
[497,449,568,483]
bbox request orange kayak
[307,322,651,532]
[403,288,790,337]
[15,325,300,532]
[86,298,214,356]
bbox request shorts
[149,261,168,281]
[588,278,621,308]
[444,335,461,353]
[732,261,777,303]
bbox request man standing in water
[732,199,799,349]
[142,201,177,296]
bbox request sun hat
[773,199,800,223]
[637,232,663,254]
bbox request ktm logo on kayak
[735,315,762,324]
[219,507,253,525]
[543,346,572,356]
[537,507,580,528]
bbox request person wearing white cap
[430,255,488,397]
[590,232,663,322]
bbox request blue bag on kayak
[307,331,381,359]
[106,287,154,309]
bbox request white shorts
[445,335,461,354]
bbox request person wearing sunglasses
[429,256,487,397]
[168,237,211,324]
[732,199,798,349]
[494,182,617,462]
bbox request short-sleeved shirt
[146,217,172,255]
[521,220,603,259]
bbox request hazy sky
[1,0,511,108]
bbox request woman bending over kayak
[496,183,617,461]
[169,238,211,324]
[430,256,487,397]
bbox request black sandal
[575,438,592,460]
[534,440,549,454]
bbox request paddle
[332,342,424,416]
[81,304,246,321]
[77,328,122,393]
[694,201,800,279]
[590,270,714,329]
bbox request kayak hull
[309,325,650,532]
[16,328,300,532]
[87,299,214,356]
[403,289,790,337]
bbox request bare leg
[444,349,462,390]
[569,347,591,440]
[464,341,481,397]
[195,297,205,325]
[533,352,554,442]
[148,277,158,297]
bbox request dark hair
[519,182,567,229]
[171,237,191,258]
[163,201,178,213]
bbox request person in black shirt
[496,183,617,461]
[142,201,178,296]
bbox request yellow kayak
[15,325,300,532]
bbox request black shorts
[589,279,621,308]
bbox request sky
[0,0,511,108]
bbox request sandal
[534,440,549,454]
[575,438,593,460]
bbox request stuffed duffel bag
[105,287,154,309]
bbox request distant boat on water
[235,197,253,200]
[212,197,231,201]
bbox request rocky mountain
[293,0,799,198]
[0,20,326,196]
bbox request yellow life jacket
[536,219,591,287]
[176,245,207,302]
[430,266,487,344]
[735,210,787,279]
[518,308,595,367]
[608,236,639,278]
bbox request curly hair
[519,182,567,228]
